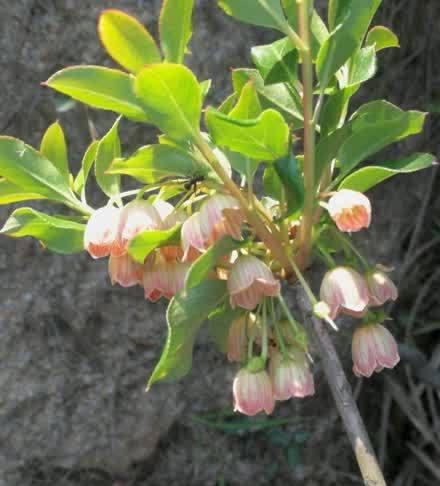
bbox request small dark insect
[184,174,205,192]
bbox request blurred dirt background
[0,1,439,485]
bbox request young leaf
[366,26,399,52]
[185,236,243,290]
[315,125,351,185]
[229,81,262,119]
[40,122,70,182]
[281,0,297,28]
[73,140,99,196]
[95,118,121,199]
[160,0,194,63]
[251,37,298,85]
[338,108,426,177]
[1,207,85,254]
[346,46,377,88]
[0,179,45,205]
[108,144,211,183]
[45,66,148,122]
[317,0,382,86]
[135,64,202,142]
[98,9,161,74]
[0,136,79,208]
[273,153,304,215]
[128,224,182,263]
[319,86,358,136]
[231,69,303,126]
[218,0,287,31]
[147,280,228,388]
[205,108,289,160]
[339,153,435,192]
[328,0,351,31]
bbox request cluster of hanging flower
[84,187,400,416]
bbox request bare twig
[297,288,387,486]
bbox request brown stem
[296,288,387,486]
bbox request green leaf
[40,122,69,182]
[200,79,212,100]
[346,46,377,88]
[328,0,351,31]
[206,108,289,160]
[231,69,303,126]
[135,64,202,141]
[251,37,298,85]
[95,118,121,198]
[273,153,304,215]
[229,81,262,119]
[218,0,287,31]
[128,224,182,263]
[108,144,210,183]
[186,236,243,289]
[366,26,399,51]
[45,66,148,122]
[338,106,426,177]
[208,304,243,353]
[0,136,79,208]
[319,85,358,136]
[1,207,85,254]
[317,0,382,85]
[339,153,435,192]
[160,0,194,63]
[73,140,99,196]
[0,179,46,205]
[281,0,297,28]
[147,279,228,387]
[315,125,351,185]
[98,9,161,74]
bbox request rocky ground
[0,1,439,485]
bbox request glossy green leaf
[208,304,243,353]
[338,106,426,177]
[251,37,298,85]
[0,179,45,204]
[319,85,358,136]
[339,153,435,192]
[40,122,69,182]
[147,279,228,387]
[346,46,377,88]
[73,140,99,196]
[95,118,121,198]
[317,0,382,85]
[0,136,79,208]
[273,153,304,215]
[186,236,243,290]
[328,0,351,30]
[206,108,289,160]
[108,144,210,183]
[1,207,85,254]
[200,79,212,100]
[229,81,262,119]
[366,26,399,51]
[315,125,351,185]
[218,0,287,31]
[98,9,161,74]
[135,64,202,141]
[45,66,148,121]
[160,0,194,63]
[231,69,303,126]
[128,224,182,263]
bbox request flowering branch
[297,288,387,486]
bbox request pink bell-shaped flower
[108,253,143,288]
[84,205,121,259]
[227,314,256,363]
[352,323,400,378]
[233,361,275,416]
[366,268,398,307]
[112,200,162,257]
[327,189,371,232]
[228,255,280,310]
[181,194,244,260]
[143,260,190,301]
[269,348,315,400]
[320,266,369,319]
